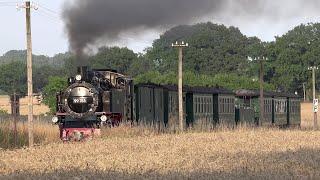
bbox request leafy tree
[89,47,138,74]
[4,22,320,97]
[43,76,67,113]
[0,61,27,95]
[135,71,275,91]
[0,50,70,67]
[127,53,154,77]
[268,23,320,93]
[145,22,262,76]
[33,65,66,92]
[62,55,78,77]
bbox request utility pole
[255,56,267,126]
[18,1,36,147]
[172,41,188,131]
[308,66,319,130]
[259,59,264,126]
[26,1,34,147]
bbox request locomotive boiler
[52,66,133,141]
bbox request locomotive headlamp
[52,116,59,123]
[75,75,82,81]
[100,115,107,122]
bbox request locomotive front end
[63,82,99,118]
[53,66,133,141]
[53,67,102,141]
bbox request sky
[0,0,320,57]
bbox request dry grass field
[0,121,59,149]
[0,95,50,115]
[1,126,320,179]
[301,102,316,128]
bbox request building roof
[235,89,300,98]
[136,83,234,95]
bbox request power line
[0,1,18,3]
[0,2,17,6]
[37,2,60,15]
[37,11,61,24]
[37,9,59,18]
[0,4,15,7]
[37,9,62,24]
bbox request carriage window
[139,90,142,108]
[204,97,207,113]
[158,92,162,108]
[206,98,209,113]
[226,100,229,113]
[203,97,206,113]
[195,98,198,113]
[226,98,229,113]
[196,97,200,113]
[202,98,204,113]
[198,98,200,113]
[198,97,200,114]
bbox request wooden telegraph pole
[24,1,35,147]
[172,41,188,131]
[255,56,267,126]
[259,59,264,126]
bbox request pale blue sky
[1,0,320,57]
[0,0,67,56]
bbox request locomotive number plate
[73,98,87,104]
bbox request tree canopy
[1,22,320,100]
[43,76,67,113]
[266,23,320,93]
[145,22,262,76]
[0,61,27,95]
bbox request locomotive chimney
[77,66,88,81]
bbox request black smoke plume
[63,0,320,64]
[63,0,225,59]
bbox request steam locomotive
[52,67,301,141]
[52,67,133,141]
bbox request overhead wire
[0,4,13,6]
[0,2,17,6]
[37,3,61,16]
[37,2,60,15]
[28,2,62,24]
[0,1,18,3]
[36,10,62,24]
[0,1,18,6]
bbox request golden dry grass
[0,120,59,149]
[0,95,50,115]
[301,102,317,129]
[1,126,320,179]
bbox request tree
[134,71,275,91]
[89,47,138,74]
[0,61,27,95]
[268,23,320,93]
[43,76,67,113]
[127,53,154,77]
[33,65,66,92]
[0,50,70,67]
[145,22,262,76]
